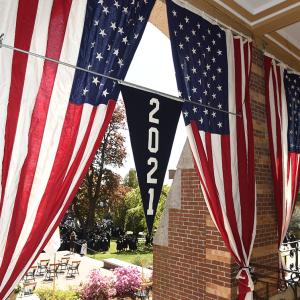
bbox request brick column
[153,47,281,299]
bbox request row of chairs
[23,257,81,283]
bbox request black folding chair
[66,260,80,279]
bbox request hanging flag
[167,1,256,299]
[0,1,154,298]
[265,56,300,247]
[121,85,182,233]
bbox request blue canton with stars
[167,0,229,134]
[285,71,300,153]
[70,0,154,106]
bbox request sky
[118,22,187,185]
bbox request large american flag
[167,1,256,299]
[265,57,300,247]
[0,0,153,298]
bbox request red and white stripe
[0,1,116,298]
[265,56,300,247]
[186,32,256,300]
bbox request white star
[134,34,139,39]
[206,64,211,70]
[203,90,208,96]
[118,58,124,68]
[179,23,183,30]
[92,76,100,86]
[185,75,190,81]
[212,39,216,45]
[204,108,208,115]
[218,103,222,109]
[185,36,190,42]
[206,46,211,52]
[102,89,109,97]
[217,122,222,128]
[217,49,222,55]
[217,67,222,73]
[212,111,216,118]
[192,87,197,93]
[202,35,206,40]
[197,23,200,29]
[192,106,197,113]
[178,90,182,97]
[91,41,95,48]
[185,56,190,61]
[123,7,128,14]
[122,36,129,44]
[184,111,188,117]
[103,6,109,14]
[179,43,184,49]
[98,0,103,4]
[191,67,197,74]
[217,32,221,38]
[96,52,103,61]
[113,49,119,56]
[208,28,211,34]
[203,71,207,77]
[212,57,216,63]
[185,16,189,23]
[114,0,120,8]
[172,10,177,17]
[212,93,216,99]
[82,87,88,96]
[138,15,145,22]
[110,22,117,30]
[99,28,107,37]
[94,20,99,26]
[212,75,216,81]
[191,30,196,36]
[118,27,124,34]
[192,48,196,54]
[199,117,203,124]
[217,85,222,91]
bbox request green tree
[70,105,127,232]
[123,185,169,234]
[123,168,138,188]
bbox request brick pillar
[153,47,282,299]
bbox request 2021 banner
[121,85,182,233]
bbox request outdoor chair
[66,260,81,279]
[20,282,37,297]
[43,263,59,282]
[36,259,50,276]
[57,256,70,273]
[23,265,36,283]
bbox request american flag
[0,0,153,298]
[265,57,300,248]
[167,1,256,299]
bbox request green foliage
[123,169,138,188]
[35,288,80,300]
[124,185,169,234]
[90,240,153,268]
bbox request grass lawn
[88,240,153,268]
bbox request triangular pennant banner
[121,85,182,233]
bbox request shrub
[80,269,116,300]
[35,288,79,300]
[113,266,141,297]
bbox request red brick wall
[153,47,279,299]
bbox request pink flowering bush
[80,270,116,300]
[113,267,142,297]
